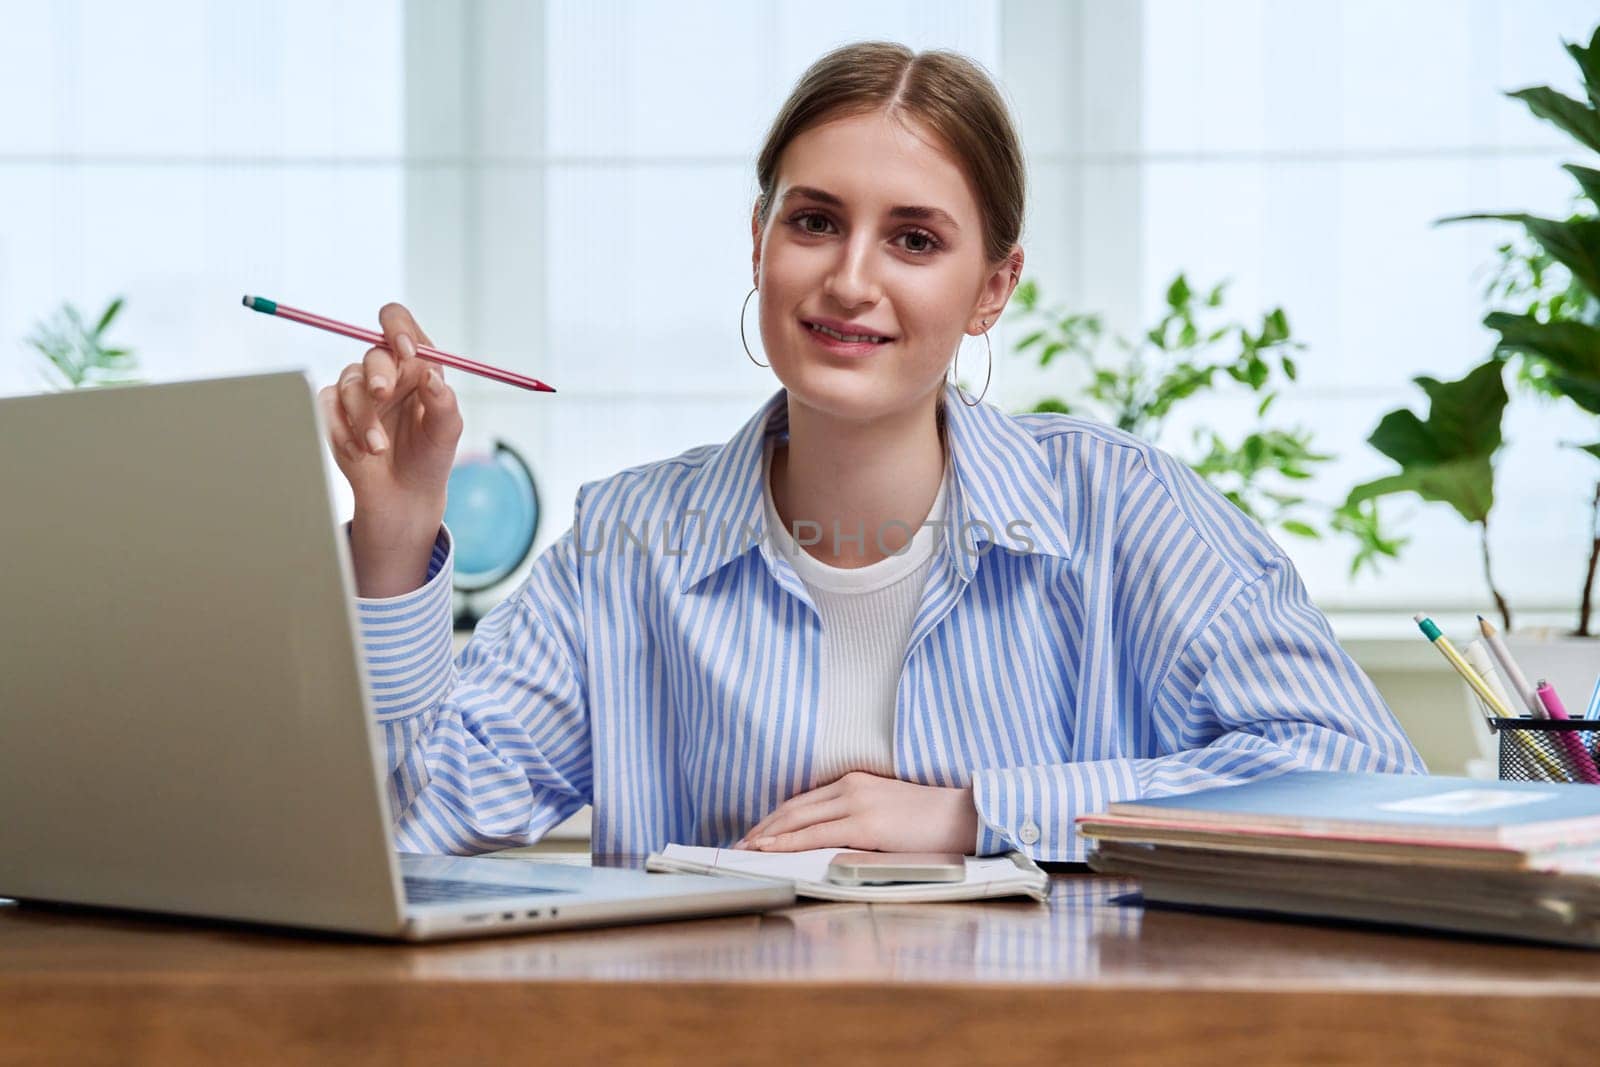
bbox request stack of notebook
[1079,771,1600,947]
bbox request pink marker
[1536,680,1600,784]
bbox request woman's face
[751,108,1020,424]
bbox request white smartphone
[824,851,967,886]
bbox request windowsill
[1327,611,1589,672]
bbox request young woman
[319,42,1422,865]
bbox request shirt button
[1019,820,1040,846]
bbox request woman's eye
[790,212,939,254]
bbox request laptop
[0,370,793,940]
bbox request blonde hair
[755,41,1025,266]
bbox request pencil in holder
[1487,718,1600,784]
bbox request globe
[444,442,541,622]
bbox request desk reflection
[408,877,1142,982]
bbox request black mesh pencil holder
[1488,718,1600,784]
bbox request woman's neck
[770,389,946,568]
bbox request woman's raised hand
[318,303,464,597]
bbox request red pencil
[242,295,555,393]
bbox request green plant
[26,297,142,390]
[1345,363,1511,626]
[1008,274,1404,573]
[1348,24,1600,633]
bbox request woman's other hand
[734,771,979,854]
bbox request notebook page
[658,845,1032,886]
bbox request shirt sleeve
[969,556,1426,860]
[352,523,592,854]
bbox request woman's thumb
[418,369,464,445]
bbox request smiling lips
[802,318,895,355]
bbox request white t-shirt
[761,439,949,783]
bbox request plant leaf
[1566,25,1600,110]
[95,297,124,336]
[1441,213,1600,299]
[1346,458,1496,525]
[1567,163,1600,210]
[1484,311,1600,412]
[1347,361,1507,524]
[1507,85,1600,155]
[1015,329,1046,352]
[1166,274,1191,309]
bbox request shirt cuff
[349,523,457,721]
[970,760,1141,862]
[347,522,453,602]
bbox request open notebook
[645,846,1049,903]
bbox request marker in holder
[1488,718,1600,784]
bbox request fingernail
[366,427,387,454]
[753,836,775,849]
[369,375,388,395]
[398,335,417,361]
[427,371,444,396]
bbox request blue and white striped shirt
[355,385,1423,865]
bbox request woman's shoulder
[1005,409,1282,582]
[570,441,727,521]
[1009,409,1158,458]
[1005,408,1179,490]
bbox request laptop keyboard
[403,875,560,904]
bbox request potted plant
[1347,24,1600,712]
[26,296,142,390]
[1007,274,1402,571]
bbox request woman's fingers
[742,800,849,847]
[376,302,447,402]
[318,382,363,464]
[362,344,398,402]
[414,368,464,449]
[736,781,845,846]
[756,818,861,853]
[337,359,387,455]
[378,302,433,364]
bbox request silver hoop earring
[740,286,768,368]
[952,318,992,407]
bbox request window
[5,0,1590,617]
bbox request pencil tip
[241,295,251,307]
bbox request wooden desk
[4,875,1599,1065]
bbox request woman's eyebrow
[783,185,961,231]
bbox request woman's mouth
[802,320,894,356]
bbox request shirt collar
[677,385,1074,592]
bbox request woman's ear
[750,205,764,288]
[972,247,1024,332]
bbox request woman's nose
[823,238,881,308]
